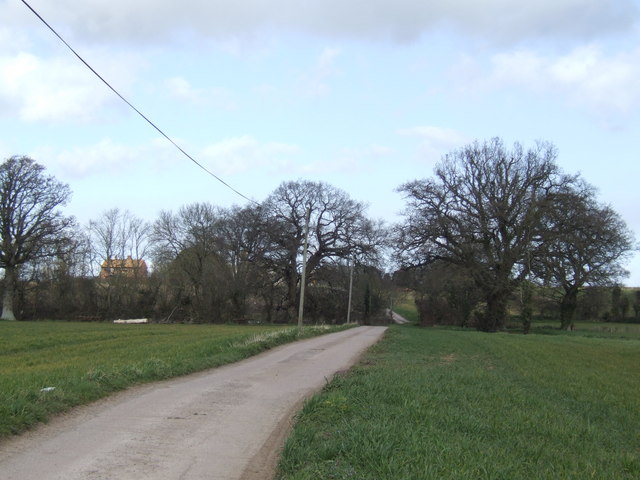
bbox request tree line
[0,139,635,330]
[393,138,635,331]
[0,156,387,324]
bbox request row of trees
[0,156,386,324]
[393,138,635,331]
[1,141,636,330]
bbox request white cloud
[368,144,394,158]
[37,139,142,179]
[300,144,394,175]
[0,26,31,54]
[33,137,183,181]
[318,47,341,71]
[5,1,635,46]
[164,76,237,110]
[51,139,140,177]
[201,135,301,174]
[456,45,640,115]
[31,135,302,181]
[0,51,138,123]
[165,77,201,102]
[547,46,640,113]
[398,126,470,162]
[300,47,341,96]
[201,137,391,177]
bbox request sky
[1,0,640,283]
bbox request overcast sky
[2,0,640,283]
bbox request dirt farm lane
[0,326,387,480]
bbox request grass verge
[277,325,640,479]
[0,321,351,439]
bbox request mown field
[277,324,640,479]
[0,321,349,438]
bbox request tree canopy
[1,149,635,328]
[395,138,578,331]
[0,156,74,320]
[531,181,635,329]
[262,180,385,321]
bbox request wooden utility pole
[297,207,311,328]
[346,257,354,324]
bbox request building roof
[100,256,148,278]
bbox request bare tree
[127,214,151,263]
[88,208,150,274]
[19,225,96,320]
[88,208,120,272]
[215,205,273,321]
[532,183,635,330]
[152,203,222,266]
[87,208,151,318]
[262,180,384,322]
[151,203,227,322]
[0,156,74,320]
[395,138,575,332]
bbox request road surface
[0,326,386,480]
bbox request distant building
[99,256,148,279]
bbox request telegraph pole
[346,256,354,324]
[297,207,311,328]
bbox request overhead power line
[20,0,257,205]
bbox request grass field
[533,320,640,339]
[0,321,349,438]
[391,303,419,324]
[277,325,640,479]
[391,292,419,324]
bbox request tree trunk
[560,289,578,331]
[521,282,533,335]
[479,291,508,332]
[1,265,17,321]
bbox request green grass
[392,293,419,324]
[0,321,350,438]
[277,325,640,480]
[532,320,640,340]
[392,304,419,323]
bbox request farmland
[0,321,349,438]
[277,324,640,479]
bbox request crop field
[278,325,640,479]
[0,321,347,438]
